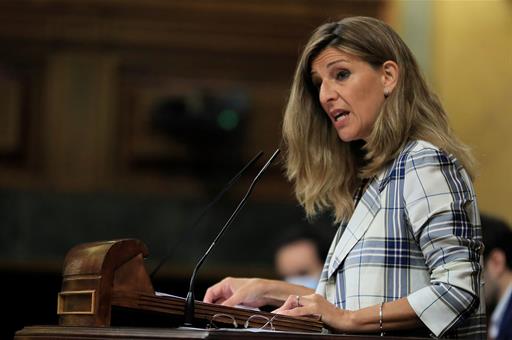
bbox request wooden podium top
[15,325,431,340]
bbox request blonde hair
[282,16,474,223]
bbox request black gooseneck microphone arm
[150,151,264,280]
[183,148,281,326]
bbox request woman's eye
[336,70,351,80]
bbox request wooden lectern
[54,239,322,332]
[15,239,429,339]
[15,239,333,339]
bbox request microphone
[183,148,281,326]
[150,151,264,280]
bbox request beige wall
[389,0,512,224]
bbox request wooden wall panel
[0,69,22,155]
[43,53,118,190]
[0,0,384,199]
[0,59,44,189]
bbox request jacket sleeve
[403,147,483,337]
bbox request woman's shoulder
[400,139,461,169]
[378,139,465,183]
[377,139,474,196]
[404,139,442,155]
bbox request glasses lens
[209,313,238,329]
[244,314,275,330]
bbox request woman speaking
[203,16,486,339]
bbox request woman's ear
[381,60,399,96]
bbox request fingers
[203,285,221,303]
[272,294,321,318]
[221,279,257,307]
[221,292,245,307]
[203,277,267,308]
[277,305,311,317]
[272,294,300,313]
[203,278,234,304]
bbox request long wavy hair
[282,16,474,223]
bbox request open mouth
[334,110,350,122]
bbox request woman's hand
[203,277,315,308]
[274,294,423,334]
[203,277,272,308]
[273,293,354,332]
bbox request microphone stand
[183,148,281,326]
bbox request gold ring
[296,295,301,306]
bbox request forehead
[277,240,317,259]
[311,47,358,71]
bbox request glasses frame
[207,312,278,331]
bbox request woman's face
[311,47,387,142]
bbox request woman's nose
[319,81,338,104]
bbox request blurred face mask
[285,275,319,290]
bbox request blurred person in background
[481,214,512,340]
[273,226,328,290]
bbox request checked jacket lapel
[327,176,382,279]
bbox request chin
[336,129,369,143]
[337,133,358,143]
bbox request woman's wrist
[320,306,357,333]
[336,305,377,333]
[340,298,421,334]
[347,310,360,331]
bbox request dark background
[0,1,384,338]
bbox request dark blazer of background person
[482,214,512,340]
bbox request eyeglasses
[207,312,279,331]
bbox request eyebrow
[311,58,351,75]
[327,58,350,68]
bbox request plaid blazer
[316,140,486,338]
